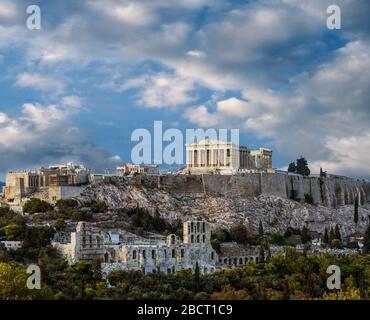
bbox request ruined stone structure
[104,218,218,276]
[55,219,218,276]
[218,243,285,267]
[70,222,105,264]
[185,139,272,174]
[2,162,89,206]
[250,148,273,171]
[116,163,160,176]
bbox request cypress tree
[334,224,342,242]
[301,226,311,244]
[288,162,296,173]
[258,246,265,264]
[329,227,335,244]
[363,221,370,254]
[323,227,329,244]
[258,220,264,239]
[194,261,200,283]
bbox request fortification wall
[122,173,369,208]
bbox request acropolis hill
[1,155,369,239]
[74,173,370,239]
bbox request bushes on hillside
[23,198,53,214]
[56,199,78,212]
[90,200,108,213]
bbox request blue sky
[0,0,369,179]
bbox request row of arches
[131,248,186,260]
[190,234,206,243]
[220,256,258,267]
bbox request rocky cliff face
[76,176,370,238]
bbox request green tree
[258,220,264,239]
[194,261,200,284]
[323,227,329,244]
[304,193,314,205]
[56,199,78,212]
[230,223,248,244]
[1,223,24,240]
[288,162,296,173]
[296,157,310,176]
[270,233,286,245]
[329,227,335,244]
[0,263,30,300]
[334,224,342,242]
[258,246,265,264]
[54,218,67,231]
[23,198,53,214]
[331,239,342,249]
[90,200,108,213]
[210,239,221,253]
[363,221,370,254]
[301,226,311,244]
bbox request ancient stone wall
[121,173,369,208]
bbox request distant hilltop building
[116,163,160,176]
[185,139,272,174]
[2,162,89,207]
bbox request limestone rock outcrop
[76,175,370,238]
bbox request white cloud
[16,73,65,93]
[124,73,196,108]
[186,50,206,58]
[184,105,222,127]
[61,95,82,108]
[0,101,118,173]
[309,134,370,178]
[109,155,122,163]
[92,1,157,27]
[0,0,17,18]
[216,97,255,117]
[0,0,369,178]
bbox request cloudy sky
[0,0,369,179]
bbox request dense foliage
[1,248,369,300]
[288,157,311,176]
[0,203,369,300]
[127,207,182,236]
[23,198,53,214]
